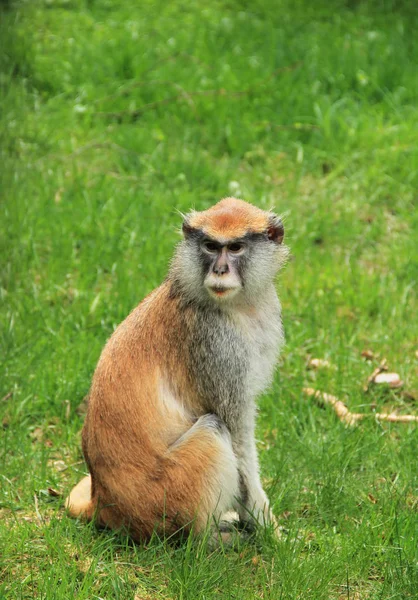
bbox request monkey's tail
[65,475,94,519]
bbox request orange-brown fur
[66,197,286,542]
[69,285,230,540]
[187,197,270,240]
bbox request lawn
[1,0,418,598]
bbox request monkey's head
[171,198,289,306]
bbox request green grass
[1,0,418,598]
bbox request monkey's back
[79,283,240,539]
[83,282,194,470]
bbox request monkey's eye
[228,242,245,254]
[202,240,220,254]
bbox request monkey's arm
[230,413,277,532]
[234,437,273,525]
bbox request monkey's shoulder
[92,284,174,373]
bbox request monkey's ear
[182,220,196,239]
[267,215,284,244]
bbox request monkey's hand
[237,474,280,538]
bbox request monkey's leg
[166,414,241,542]
[80,414,241,543]
[67,416,241,544]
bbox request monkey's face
[171,198,288,306]
[177,230,286,306]
[200,238,246,302]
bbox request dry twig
[363,359,388,392]
[303,387,360,425]
[361,349,375,361]
[303,387,418,426]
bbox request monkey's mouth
[212,288,229,296]
[207,285,240,299]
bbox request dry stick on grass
[363,358,388,393]
[302,387,418,425]
[98,62,302,122]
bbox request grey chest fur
[186,297,283,431]
[187,308,249,428]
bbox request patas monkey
[66,197,288,543]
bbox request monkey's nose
[213,263,229,275]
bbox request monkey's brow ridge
[190,229,268,244]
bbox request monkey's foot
[207,516,251,549]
